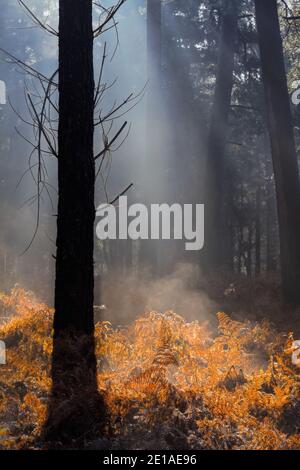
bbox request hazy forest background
[0,0,300,315]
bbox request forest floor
[1,277,300,450]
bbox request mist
[98,263,217,326]
[0,0,209,315]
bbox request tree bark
[44,1,103,444]
[255,0,300,303]
[54,0,95,334]
[205,0,238,270]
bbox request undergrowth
[0,287,300,450]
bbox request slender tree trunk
[147,0,161,100]
[247,224,253,278]
[265,135,278,272]
[205,0,238,270]
[266,190,278,272]
[228,223,235,273]
[255,0,300,303]
[238,227,243,274]
[54,0,95,333]
[255,188,261,276]
[140,0,162,273]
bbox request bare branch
[18,0,58,36]
[0,47,58,86]
[93,0,126,38]
[109,183,134,205]
[94,121,128,160]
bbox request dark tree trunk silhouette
[255,0,300,303]
[54,0,95,333]
[205,0,238,270]
[44,0,102,443]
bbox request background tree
[255,0,300,303]
[205,0,239,270]
[140,0,162,273]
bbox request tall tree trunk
[44,0,103,443]
[255,0,300,303]
[54,0,95,333]
[205,0,238,270]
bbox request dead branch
[18,0,58,36]
[94,121,128,161]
